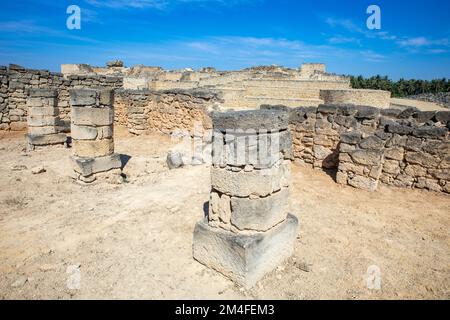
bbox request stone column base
[26,133,68,151]
[71,153,122,184]
[193,214,299,289]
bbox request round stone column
[193,109,299,289]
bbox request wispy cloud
[83,0,256,10]
[0,20,98,43]
[397,36,449,48]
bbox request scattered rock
[11,165,27,171]
[31,166,46,174]
[166,151,184,169]
[11,276,28,288]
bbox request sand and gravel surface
[0,127,449,299]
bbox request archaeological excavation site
[0,61,449,300]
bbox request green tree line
[348,75,450,97]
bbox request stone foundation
[26,89,67,151]
[193,109,299,288]
[70,88,121,183]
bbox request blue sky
[0,0,449,79]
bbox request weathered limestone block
[212,109,289,132]
[71,124,98,140]
[73,138,114,158]
[211,162,290,198]
[230,188,289,232]
[72,107,114,126]
[26,133,67,146]
[71,154,122,176]
[349,149,383,166]
[27,115,57,127]
[193,214,298,289]
[348,175,378,192]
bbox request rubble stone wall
[320,89,391,109]
[115,89,218,135]
[286,104,450,193]
[0,64,122,131]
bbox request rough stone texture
[230,188,289,232]
[26,88,66,150]
[193,214,298,289]
[320,89,391,108]
[72,139,114,158]
[289,104,449,193]
[71,154,122,176]
[212,109,289,132]
[1,64,122,130]
[211,162,290,198]
[194,109,298,288]
[70,89,121,182]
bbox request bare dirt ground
[0,127,449,300]
[390,98,448,111]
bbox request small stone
[11,165,27,171]
[167,151,184,169]
[31,166,46,174]
[11,276,28,288]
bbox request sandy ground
[0,127,449,300]
[390,98,448,111]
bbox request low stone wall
[0,67,8,130]
[285,104,450,193]
[320,89,391,109]
[115,89,218,135]
[0,64,122,131]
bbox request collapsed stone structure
[70,89,122,183]
[1,62,448,194]
[61,62,351,109]
[26,89,67,150]
[193,109,298,288]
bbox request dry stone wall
[285,104,450,193]
[0,64,122,131]
[115,89,218,135]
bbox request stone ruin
[70,88,122,183]
[193,109,298,288]
[26,88,67,151]
[0,60,449,288]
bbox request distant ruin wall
[115,89,218,135]
[320,89,391,109]
[285,104,450,193]
[0,64,123,131]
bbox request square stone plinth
[71,153,122,177]
[26,133,67,147]
[193,214,299,289]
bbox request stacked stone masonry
[193,109,299,288]
[285,104,450,193]
[0,64,122,131]
[26,89,67,150]
[115,89,218,135]
[70,89,122,183]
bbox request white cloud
[398,37,449,48]
[83,0,255,10]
